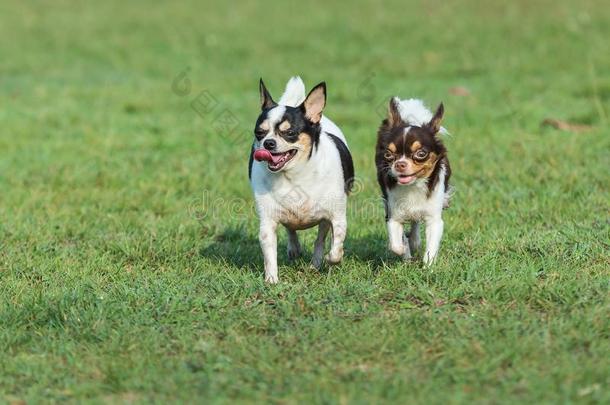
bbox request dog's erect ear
[426,102,444,134]
[301,82,326,124]
[388,97,403,127]
[259,79,276,110]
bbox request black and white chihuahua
[376,98,452,265]
[249,77,354,283]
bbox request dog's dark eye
[283,129,298,140]
[384,151,395,161]
[254,128,266,140]
[413,149,428,161]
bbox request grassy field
[1,0,609,403]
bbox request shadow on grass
[200,225,392,276]
[344,233,389,270]
[199,225,260,271]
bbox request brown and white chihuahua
[375,97,452,265]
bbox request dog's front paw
[422,252,437,267]
[325,249,343,265]
[389,243,406,257]
[265,273,279,284]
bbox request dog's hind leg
[407,221,421,257]
[259,220,279,283]
[312,220,330,269]
[286,228,302,261]
[326,214,346,265]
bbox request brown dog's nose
[395,161,407,172]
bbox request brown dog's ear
[426,102,444,134]
[301,82,326,124]
[388,97,403,127]
[259,79,276,110]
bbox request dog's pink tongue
[253,149,272,162]
[270,153,284,164]
[398,175,416,185]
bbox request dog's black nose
[263,139,276,151]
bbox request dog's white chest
[386,168,446,222]
[250,149,346,229]
[257,175,322,227]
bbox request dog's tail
[279,76,306,107]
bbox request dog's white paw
[422,252,436,267]
[389,244,406,257]
[265,274,279,284]
[325,249,343,265]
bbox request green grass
[1,0,609,403]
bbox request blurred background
[0,0,608,402]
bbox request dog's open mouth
[397,174,416,185]
[253,149,298,171]
[268,150,297,171]
[396,169,423,185]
